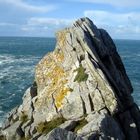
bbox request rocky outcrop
[1,17,140,140]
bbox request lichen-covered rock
[1,17,140,140]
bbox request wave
[0,53,40,124]
[0,54,40,80]
[0,54,40,66]
[0,54,15,65]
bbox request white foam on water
[0,54,39,117]
[0,54,40,66]
[0,54,39,81]
[0,54,16,65]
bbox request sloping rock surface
[1,18,140,140]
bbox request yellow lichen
[55,87,71,108]
[45,65,70,108]
[56,29,70,47]
[35,50,64,88]
[56,31,67,47]
[54,50,64,62]
[34,49,72,109]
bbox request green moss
[74,118,88,132]
[74,64,88,83]
[20,113,28,123]
[36,117,66,134]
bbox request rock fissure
[79,88,87,115]
[51,91,59,113]
[95,83,107,109]
[88,94,94,111]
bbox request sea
[0,37,140,126]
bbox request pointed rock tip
[56,17,96,39]
[74,17,93,23]
[56,17,94,33]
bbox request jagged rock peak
[1,17,140,140]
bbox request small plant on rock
[20,113,28,123]
[36,117,66,134]
[74,64,88,83]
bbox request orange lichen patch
[55,87,71,108]
[46,66,66,96]
[45,65,65,91]
[34,46,73,110]
[35,50,64,89]
[35,62,71,109]
[35,53,54,86]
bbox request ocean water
[0,37,55,125]
[116,40,140,104]
[0,37,140,126]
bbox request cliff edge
[1,18,140,140]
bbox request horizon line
[0,36,139,41]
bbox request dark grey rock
[39,128,83,140]
[59,120,77,131]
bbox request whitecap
[0,54,16,65]
[0,54,40,67]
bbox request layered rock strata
[1,18,140,140]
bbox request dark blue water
[116,40,140,103]
[0,37,139,125]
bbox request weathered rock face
[1,17,140,140]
